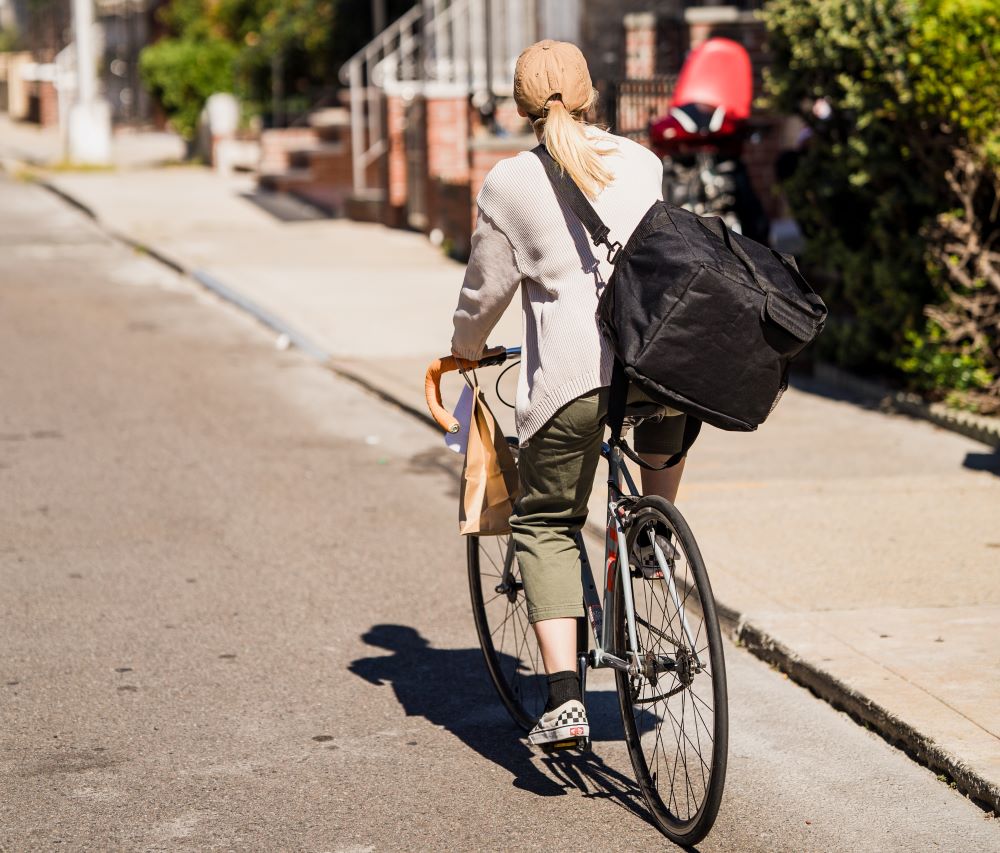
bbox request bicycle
[425,345,728,846]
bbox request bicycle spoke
[471,532,546,729]
[480,590,506,608]
[636,613,682,648]
[481,547,502,574]
[613,499,726,842]
[668,692,711,782]
[489,602,520,639]
[625,517,720,824]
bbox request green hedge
[138,1,413,141]
[139,35,237,141]
[762,0,999,410]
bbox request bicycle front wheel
[468,533,546,731]
[612,495,728,845]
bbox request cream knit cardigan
[451,129,663,444]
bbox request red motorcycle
[649,38,769,244]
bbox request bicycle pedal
[540,736,591,755]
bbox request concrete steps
[257,108,354,217]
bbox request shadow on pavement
[349,623,653,823]
[787,372,885,410]
[963,449,1000,475]
[239,190,328,222]
[406,447,463,499]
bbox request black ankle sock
[545,670,581,712]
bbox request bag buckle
[591,226,621,263]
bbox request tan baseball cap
[513,40,593,117]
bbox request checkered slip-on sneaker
[527,699,590,746]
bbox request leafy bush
[762,0,1000,409]
[139,0,418,139]
[898,323,992,397]
[762,0,941,370]
[901,0,1000,411]
[907,0,1000,165]
[139,35,237,140]
[902,146,1000,412]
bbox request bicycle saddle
[623,401,669,421]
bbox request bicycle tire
[468,532,547,731]
[612,495,728,845]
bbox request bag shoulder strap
[533,145,623,264]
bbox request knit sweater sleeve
[451,208,522,361]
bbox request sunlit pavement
[1,150,998,846]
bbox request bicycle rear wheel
[612,495,728,845]
[468,533,546,731]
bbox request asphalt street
[1,176,996,850]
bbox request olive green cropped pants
[511,388,686,623]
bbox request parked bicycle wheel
[612,495,728,845]
[468,531,547,731]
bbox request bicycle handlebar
[424,345,511,433]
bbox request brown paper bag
[459,382,519,536]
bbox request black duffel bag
[535,146,827,465]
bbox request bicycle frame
[427,345,700,685]
[580,442,642,675]
[429,345,727,842]
[576,441,704,691]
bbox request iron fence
[612,76,677,144]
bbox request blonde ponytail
[535,93,615,199]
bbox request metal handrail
[339,0,538,195]
[338,4,424,86]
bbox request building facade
[259,1,787,258]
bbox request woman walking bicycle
[435,39,736,843]
[441,31,823,840]
[451,41,692,744]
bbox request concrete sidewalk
[3,135,998,812]
[0,114,184,170]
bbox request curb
[191,270,332,363]
[814,363,1000,449]
[736,620,999,813]
[28,170,998,815]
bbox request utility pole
[67,0,111,164]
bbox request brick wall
[427,179,473,258]
[492,99,528,137]
[423,136,537,261]
[31,81,58,128]
[582,0,683,91]
[422,96,471,252]
[624,12,685,79]
[624,13,656,79]
[425,97,469,182]
[308,147,353,185]
[386,95,408,209]
[259,127,318,174]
